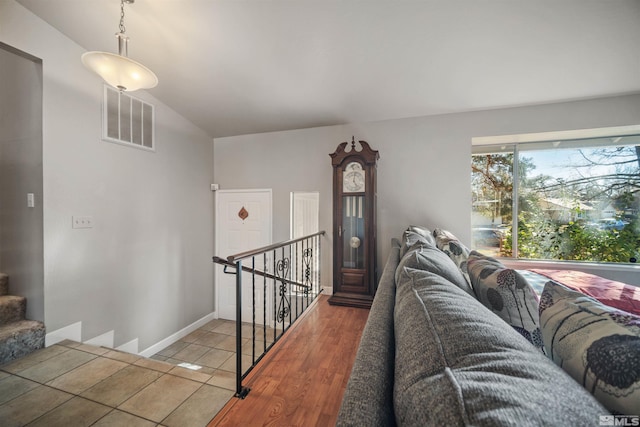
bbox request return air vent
[102,85,154,151]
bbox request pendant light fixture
[81,0,158,92]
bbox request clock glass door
[342,195,365,269]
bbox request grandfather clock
[328,137,379,308]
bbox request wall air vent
[102,85,154,151]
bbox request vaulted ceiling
[16,0,640,138]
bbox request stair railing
[212,230,325,398]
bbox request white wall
[1,1,215,350]
[214,94,640,287]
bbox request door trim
[214,188,273,319]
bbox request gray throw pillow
[407,225,433,240]
[396,245,474,297]
[400,228,436,259]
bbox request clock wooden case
[328,138,379,308]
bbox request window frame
[472,124,640,273]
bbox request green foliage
[502,215,640,263]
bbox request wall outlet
[72,216,94,229]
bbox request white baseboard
[45,321,82,347]
[116,338,139,354]
[84,330,115,348]
[139,312,217,357]
[45,312,218,356]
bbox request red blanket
[530,269,640,316]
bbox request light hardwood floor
[209,295,370,427]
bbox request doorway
[215,189,272,322]
[0,42,44,322]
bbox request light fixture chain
[119,0,126,34]
[81,0,157,91]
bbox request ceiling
[16,0,640,139]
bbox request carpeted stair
[0,273,45,364]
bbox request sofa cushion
[540,280,640,415]
[467,252,543,351]
[393,268,606,426]
[432,228,471,285]
[396,245,474,297]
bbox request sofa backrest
[393,267,606,425]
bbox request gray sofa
[336,230,608,426]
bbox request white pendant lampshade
[82,50,158,92]
[82,0,158,92]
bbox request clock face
[343,162,365,192]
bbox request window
[471,129,640,264]
[103,85,154,151]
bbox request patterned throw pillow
[540,280,640,415]
[467,252,543,351]
[432,228,471,285]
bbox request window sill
[500,258,640,287]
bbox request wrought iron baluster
[252,256,256,364]
[303,245,313,304]
[289,245,293,328]
[309,236,312,303]
[318,234,322,296]
[212,231,325,400]
[308,236,312,304]
[276,246,291,331]
[263,252,267,354]
[273,249,276,343]
[296,240,300,319]
[301,240,306,308]
[235,259,249,398]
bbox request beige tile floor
[149,319,276,374]
[0,319,275,427]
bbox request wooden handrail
[211,256,310,289]
[226,231,325,262]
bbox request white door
[290,192,320,296]
[216,189,272,322]
[290,192,320,239]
